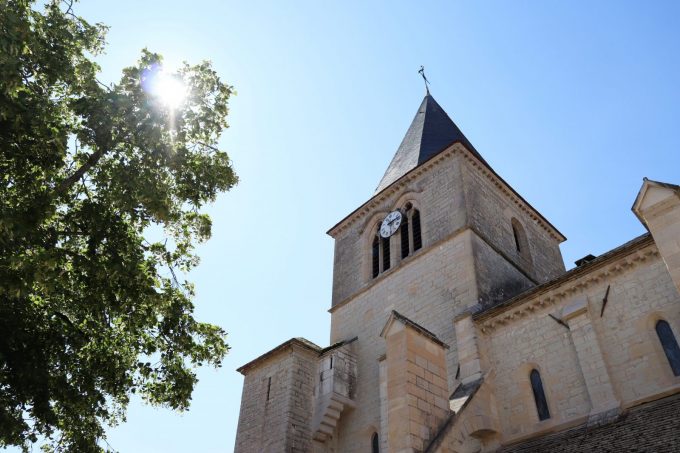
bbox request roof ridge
[375,94,484,193]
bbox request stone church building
[234,92,680,452]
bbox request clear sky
[17,1,680,451]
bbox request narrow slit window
[512,223,522,252]
[656,320,680,376]
[530,369,550,421]
[511,218,530,257]
[372,236,380,278]
[382,236,391,271]
[412,209,422,251]
[401,215,410,259]
[266,377,272,401]
[372,432,379,453]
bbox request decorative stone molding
[478,243,659,333]
[327,143,564,242]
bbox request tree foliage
[0,1,237,450]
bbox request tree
[0,1,237,450]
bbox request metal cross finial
[418,65,430,94]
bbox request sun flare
[143,67,187,109]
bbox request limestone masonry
[234,94,680,452]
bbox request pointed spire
[375,94,485,193]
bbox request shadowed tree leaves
[0,1,237,451]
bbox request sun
[143,66,187,109]
[154,71,186,108]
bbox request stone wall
[471,232,534,309]
[460,155,565,284]
[331,150,468,306]
[330,229,478,453]
[383,314,450,452]
[327,146,569,452]
[497,391,680,453]
[473,239,680,446]
[234,342,318,453]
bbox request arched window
[400,214,410,259]
[372,236,380,278]
[511,218,531,263]
[372,432,380,453]
[530,369,550,421]
[372,226,391,278]
[656,320,680,376]
[512,221,522,252]
[381,237,390,271]
[399,203,422,260]
[412,209,422,251]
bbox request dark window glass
[372,236,380,278]
[401,216,410,259]
[530,369,550,421]
[656,320,680,376]
[372,432,379,453]
[382,236,390,271]
[412,210,422,251]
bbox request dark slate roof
[497,391,680,453]
[375,94,487,193]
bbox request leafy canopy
[0,1,237,451]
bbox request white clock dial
[379,210,403,238]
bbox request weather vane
[418,65,430,94]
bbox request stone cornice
[236,337,321,375]
[475,235,658,333]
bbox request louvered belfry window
[656,320,680,376]
[412,209,422,251]
[400,203,422,259]
[400,214,410,259]
[372,204,423,279]
[372,229,391,279]
[372,236,380,278]
[381,236,391,271]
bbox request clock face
[380,210,402,238]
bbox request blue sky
[18,1,680,451]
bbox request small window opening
[412,209,422,251]
[530,369,550,421]
[400,215,410,259]
[512,224,521,252]
[329,356,333,369]
[372,432,380,453]
[511,218,532,267]
[656,320,680,376]
[372,236,380,278]
[381,236,390,271]
[266,377,272,401]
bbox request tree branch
[54,147,105,197]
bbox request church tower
[235,92,567,452]
[324,93,565,452]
